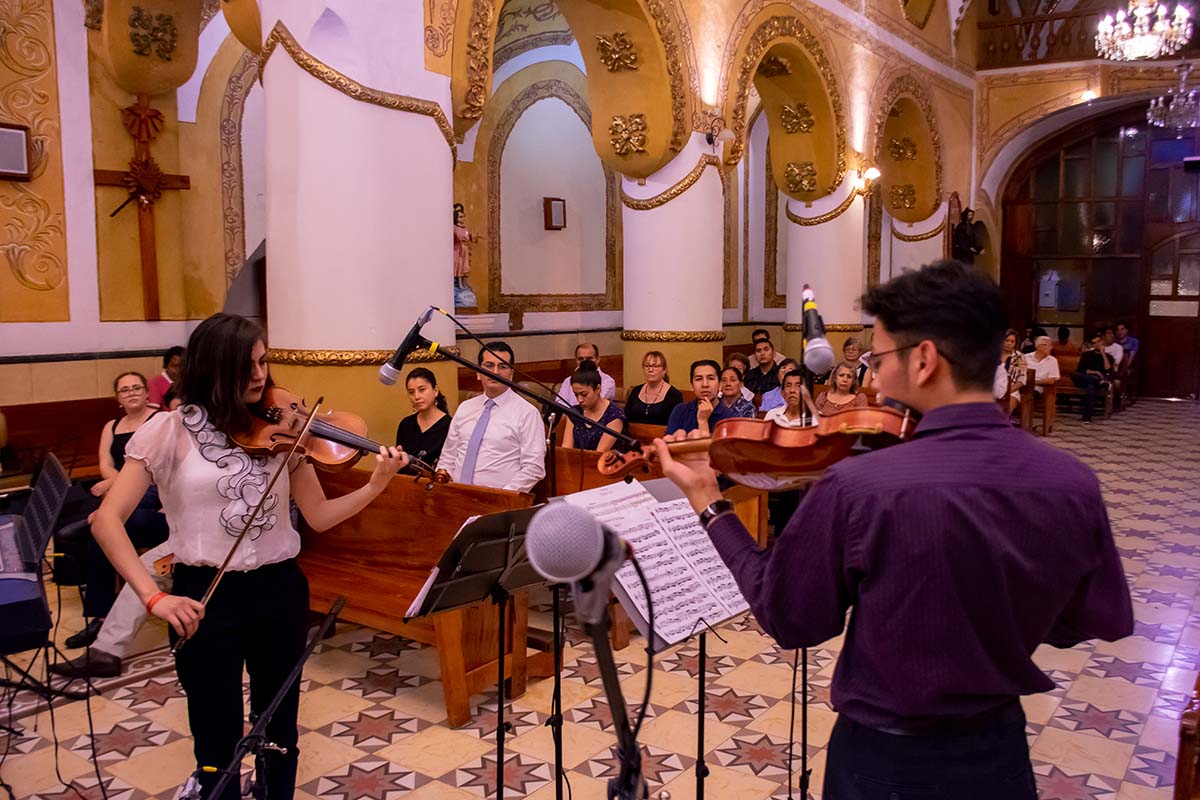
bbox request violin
[598,405,915,492]
[232,386,449,485]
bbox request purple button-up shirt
[707,402,1133,729]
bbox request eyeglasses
[643,362,664,370]
[867,344,917,372]
[481,361,513,372]
[117,386,146,396]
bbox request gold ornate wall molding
[620,329,727,342]
[487,78,621,313]
[620,154,721,210]
[825,323,866,332]
[260,21,456,160]
[785,184,863,226]
[494,31,575,70]
[763,147,786,309]
[220,48,260,286]
[725,12,847,201]
[269,346,460,366]
[870,72,943,223]
[867,191,882,288]
[891,219,945,242]
[0,0,68,321]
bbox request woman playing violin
[91,313,406,800]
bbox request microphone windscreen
[527,502,605,584]
[803,338,836,375]
[379,362,401,386]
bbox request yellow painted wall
[0,357,161,406]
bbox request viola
[598,405,915,492]
[232,386,449,485]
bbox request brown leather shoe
[49,650,122,679]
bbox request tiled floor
[3,399,1198,799]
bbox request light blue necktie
[460,398,496,484]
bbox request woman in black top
[395,367,452,472]
[625,349,684,426]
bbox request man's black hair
[478,340,515,365]
[689,359,722,381]
[163,345,186,368]
[859,260,1007,392]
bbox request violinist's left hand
[368,446,408,491]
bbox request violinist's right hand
[654,430,722,515]
[149,594,205,639]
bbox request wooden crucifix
[93,95,190,320]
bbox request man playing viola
[656,261,1132,799]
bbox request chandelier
[1096,0,1193,60]
[1148,64,1200,129]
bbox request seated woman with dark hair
[564,361,626,452]
[815,363,868,415]
[395,367,452,471]
[718,367,757,418]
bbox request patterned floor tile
[453,751,553,798]
[1125,746,1177,789]
[302,758,430,799]
[584,742,693,788]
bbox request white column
[620,137,725,385]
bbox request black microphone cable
[433,308,565,401]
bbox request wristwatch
[698,498,734,529]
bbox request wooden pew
[1,397,117,489]
[299,470,552,728]
[1029,367,1058,435]
[1053,354,1114,420]
[1176,671,1200,799]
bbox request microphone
[379,306,436,385]
[801,285,835,375]
[526,502,629,625]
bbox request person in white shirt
[763,370,813,428]
[556,342,616,405]
[442,341,547,493]
[1027,336,1061,394]
[1101,328,1124,368]
[90,313,406,800]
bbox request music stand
[404,505,547,800]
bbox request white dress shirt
[125,407,300,571]
[763,406,808,428]
[439,389,547,493]
[1027,354,1060,393]
[1104,343,1124,367]
[557,371,616,406]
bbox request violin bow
[170,397,325,656]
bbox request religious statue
[453,203,479,308]
[951,208,985,267]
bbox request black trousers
[823,704,1038,800]
[171,559,309,800]
[1069,372,1106,421]
[83,487,168,617]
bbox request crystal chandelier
[1096,0,1193,60]
[1148,64,1200,129]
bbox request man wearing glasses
[438,341,546,493]
[656,261,1131,799]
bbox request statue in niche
[951,208,985,267]
[453,203,480,308]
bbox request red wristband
[146,591,168,612]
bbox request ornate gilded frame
[220,48,260,286]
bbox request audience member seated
[1052,326,1080,358]
[556,342,615,406]
[717,367,757,418]
[1071,332,1112,424]
[999,328,1028,413]
[1115,321,1139,369]
[625,350,684,426]
[815,363,868,415]
[1027,336,1060,396]
[725,353,756,402]
[763,370,812,427]
[666,360,733,435]
[395,367,451,472]
[751,328,787,363]
[67,372,169,649]
[563,361,626,452]
[744,339,782,395]
[758,358,799,412]
[1101,326,1124,369]
[146,345,185,408]
[1021,326,1046,354]
[439,341,546,492]
[160,387,183,411]
[1019,326,1034,352]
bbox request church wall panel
[0,356,161,406]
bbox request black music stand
[404,505,548,800]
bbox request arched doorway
[1001,106,1200,399]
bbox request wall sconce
[856,166,881,194]
[706,117,735,148]
[1081,89,1098,102]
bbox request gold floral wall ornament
[84,0,103,30]
[889,184,918,210]
[780,103,815,134]
[129,6,178,61]
[595,32,638,72]
[610,114,648,156]
[620,330,726,342]
[888,136,918,161]
[757,55,792,77]
[460,0,496,122]
[785,161,818,194]
[640,0,688,153]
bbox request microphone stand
[541,405,567,800]
[585,611,647,800]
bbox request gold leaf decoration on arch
[785,161,817,193]
[780,103,815,134]
[727,13,847,198]
[871,73,943,223]
[610,114,648,156]
[596,32,638,71]
[220,49,260,286]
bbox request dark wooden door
[1141,317,1200,398]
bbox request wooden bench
[1053,354,1114,421]
[299,471,552,728]
[1176,671,1200,798]
[1,397,117,489]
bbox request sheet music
[651,499,749,618]
[562,481,746,646]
